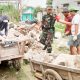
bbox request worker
[68,5,80,55]
[56,8,73,37]
[40,6,56,53]
[0,15,9,36]
[56,6,80,55]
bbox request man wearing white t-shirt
[69,6,80,55]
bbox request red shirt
[65,15,73,35]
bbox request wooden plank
[68,72,73,80]
[30,60,36,73]
[40,64,44,74]
[0,45,19,58]
[0,41,25,62]
[17,41,25,55]
[0,55,23,61]
[34,72,42,80]
[70,72,80,80]
[30,59,80,74]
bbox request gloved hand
[55,15,61,22]
[73,35,77,41]
[3,20,8,22]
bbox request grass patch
[55,22,66,33]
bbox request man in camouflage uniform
[40,6,56,53]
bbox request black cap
[62,8,69,13]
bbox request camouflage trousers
[40,29,54,53]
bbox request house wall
[53,0,80,8]
[21,7,34,21]
[22,13,33,21]
[52,0,80,13]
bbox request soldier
[40,6,56,53]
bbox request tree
[46,0,53,6]
[0,4,20,22]
[33,7,42,17]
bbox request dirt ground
[0,62,36,80]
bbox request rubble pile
[24,30,80,69]
[1,22,80,69]
[24,40,46,61]
[24,40,58,63]
[52,54,80,68]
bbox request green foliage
[55,22,66,33]
[0,4,20,22]
[33,7,42,17]
[46,0,53,6]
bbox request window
[63,3,69,8]
[77,1,80,7]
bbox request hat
[62,8,69,13]
[68,5,79,12]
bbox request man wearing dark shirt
[0,15,9,36]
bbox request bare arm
[59,19,72,26]
[75,24,78,35]
[72,24,79,41]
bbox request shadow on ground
[0,61,36,80]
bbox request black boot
[47,47,52,53]
[43,45,47,50]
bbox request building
[53,0,80,8]
[52,0,80,14]
[21,6,34,21]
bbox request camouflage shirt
[42,14,56,29]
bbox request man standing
[56,6,80,55]
[56,8,74,55]
[56,8,73,36]
[40,6,56,53]
[62,8,73,36]
[0,15,9,36]
[68,6,80,55]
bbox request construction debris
[23,27,80,69]
[1,22,80,69]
